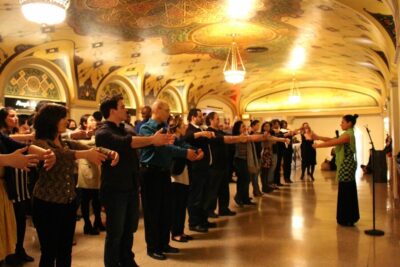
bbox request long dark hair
[261,121,271,134]
[34,104,67,140]
[0,107,18,134]
[343,114,359,126]
[232,120,243,136]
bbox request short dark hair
[92,111,103,122]
[271,119,280,127]
[250,120,260,127]
[280,120,287,128]
[232,120,243,136]
[79,114,90,130]
[34,104,67,140]
[187,108,201,122]
[205,112,217,126]
[100,94,123,119]
[343,114,359,126]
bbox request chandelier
[223,41,246,84]
[20,0,70,25]
[288,76,301,103]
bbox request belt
[140,164,170,172]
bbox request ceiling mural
[0,0,396,115]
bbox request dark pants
[13,200,29,254]
[102,190,139,267]
[211,168,230,213]
[171,183,188,236]
[32,198,76,267]
[274,152,284,184]
[81,189,101,227]
[187,169,209,227]
[283,149,293,182]
[234,158,250,203]
[140,167,171,253]
[204,168,225,212]
[260,167,271,192]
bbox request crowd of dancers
[0,94,360,267]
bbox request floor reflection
[20,170,400,267]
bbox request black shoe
[276,183,284,186]
[206,222,217,228]
[5,254,22,266]
[300,174,304,180]
[16,250,34,262]
[189,225,208,233]
[172,235,188,243]
[234,196,244,208]
[163,245,180,254]
[147,252,166,260]
[219,209,236,216]
[286,180,293,183]
[84,224,100,235]
[182,234,194,240]
[262,186,274,193]
[243,201,256,206]
[208,211,219,218]
[94,221,106,232]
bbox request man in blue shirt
[139,100,202,261]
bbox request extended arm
[313,134,350,148]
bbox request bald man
[139,100,202,261]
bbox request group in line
[0,94,360,267]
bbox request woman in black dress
[300,122,316,181]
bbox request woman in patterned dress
[312,114,360,226]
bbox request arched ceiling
[0,0,396,115]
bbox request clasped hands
[186,148,204,161]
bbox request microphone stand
[364,126,384,236]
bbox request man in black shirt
[96,95,174,267]
[205,112,236,217]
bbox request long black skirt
[337,180,360,226]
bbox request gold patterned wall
[5,68,61,100]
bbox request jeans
[268,154,277,184]
[101,190,139,267]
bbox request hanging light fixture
[288,75,301,103]
[223,41,246,84]
[20,0,70,25]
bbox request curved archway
[97,75,139,114]
[0,57,69,106]
[197,96,237,125]
[156,86,184,114]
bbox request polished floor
[21,169,400,267]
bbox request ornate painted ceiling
[0,0,396,115]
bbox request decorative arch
[156,86,184,114]
[0,57,69,105]
[97,74,140,111]
[197,95,237,124]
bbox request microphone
[335,130,339,138]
